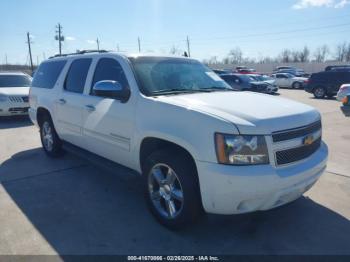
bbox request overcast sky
[1,0,350,64]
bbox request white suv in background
[0,72,31,116]
[29,51,328,229]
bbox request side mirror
[92,80,130,103]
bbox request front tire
[143,149,203,230]
[292,82,301,89]
[313,87,326,99]
[39,115,63,157]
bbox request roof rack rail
[48,49,109,59]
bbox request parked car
[271,73,308,89]
[325,65,350,72]
[248,74,276,86]
[277,69,307,77]
[212,69,230,75]
[305,70,350,99]
[337,84,350,102]
[274,66,296,72]
[237,68,257,74]
[220,73,278,94]
[0,72,32,116]
[342,95,350,106]
[29,51,328,229]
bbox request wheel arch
[36,107,52,126]
[139,137,198,175]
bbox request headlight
[215,133,269,165]
[0,94,8,102]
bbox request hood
[250,81,269,86]
[157,91,320,134]
[263,80,276,85]
[0,87,30,96]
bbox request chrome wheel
[314,87,325,98]
[148,164,184,219]
[42,121,54,152]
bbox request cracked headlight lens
[215,133,269,165]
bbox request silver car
[337,84,350,102]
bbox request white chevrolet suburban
[0,72,31,116]
[29,51,328,229]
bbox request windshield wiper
[151,88,199,96]
[197,87,234,92]
[151,87,233,96]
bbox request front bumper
[196,142,328,215]
[28,107,38,126]
[0,102,30,116]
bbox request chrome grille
[8,96,24,103]
[272,120,321,142]
[273,120,322,165]
[276,137,321,165]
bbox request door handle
[85,105,95,112]
[58,98,66,105]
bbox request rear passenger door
[81,57,135,168]
[55,58,92,146]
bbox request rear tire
[313,87,326,99]
[143,149,203,230]
[39,114,64,157]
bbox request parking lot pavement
[0,90,350,255]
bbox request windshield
[238,75,255,82]
[129,57,232,96]
[0,75,31,88]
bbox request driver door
[81,57,135,168]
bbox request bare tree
[280,49,292,63]
[298,46,310,62]
[345,43,350,62]
[222,57,230,65]
[169,45,182,55]
[291,50,300,63]
[228,47,243,64]
[335,42,347,62]
[314,45,329,62]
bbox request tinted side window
[91,58,129,92]
[64,58,92,93]
[32,60,67,89]
[344,72,350,82]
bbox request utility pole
[96,38,100,51]
[5,54,8,65]
[37,56,39,66]
[26,32,34,73]
[116,44,120,52]
[138,37,141,53]
[55,23,64,55]
[186,36,191,57]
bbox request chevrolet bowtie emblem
[303,135,314,146]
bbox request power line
[190,22,350,43]
[55,23,64,55]
[26,32,34,73]
[186,36,191,57]
[96,38,100,50]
